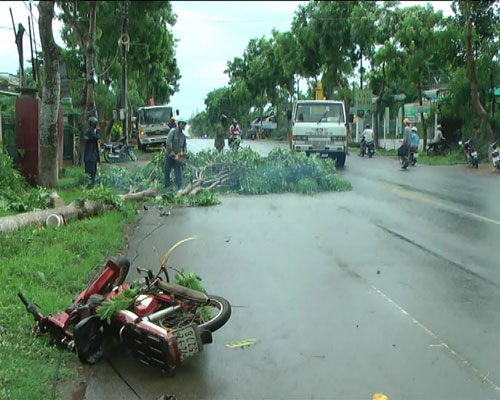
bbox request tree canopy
[191,0,499,148]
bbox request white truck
[290,100,349,167]
[136,105,179,150]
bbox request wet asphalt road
[84,140,500,400]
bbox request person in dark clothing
[164,117,187,190]
[84,116,100,188]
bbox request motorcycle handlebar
[18,292,30,308]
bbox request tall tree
[38,1,61,188]
[395,4,444,147]
[60,0,97,163]
[456,0,497,141]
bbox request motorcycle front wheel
[198,295,231,333]
[128,148,137,161]
[441,146,451,156]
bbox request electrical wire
[23,1,38,25]
[97,46,120,79]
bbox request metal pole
[121,0,129,142]
[27,17,36,84]
[29,2,40,89]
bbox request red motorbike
[18,256,231,374]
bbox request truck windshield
[295,103,344,123]
[139,107,172,126]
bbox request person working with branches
[214,114,227,154]
[164,117,187,190]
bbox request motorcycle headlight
[140,129,144,136]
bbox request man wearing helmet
[164,117,187,189]
[214,114,227,154]
[84,116,100,188]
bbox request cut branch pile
[177,163,238,196]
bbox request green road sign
[356,89,372,111]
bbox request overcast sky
[0,1,452,118]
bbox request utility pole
[27,16,36,84]
[121,0,129,142]
[29,1,41,90]
[10,8,25,88]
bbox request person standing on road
[164,117,187,190]
[84,116,100,189]
[398,118,412,159]
[214,114,227,154]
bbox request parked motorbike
[410,146,418,166]
[102,136,137,163]
[360,139,375,158]
[427,139,451,156]
[228,132,241,152]
[489,140,500,171]
[19,255,231,374]
[459,138,479,168]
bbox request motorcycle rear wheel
[198,295,231,333]
[128,148,137,161]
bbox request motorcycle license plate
[414,153,418,158]
[174,323,202,361]
[472,152,477,157]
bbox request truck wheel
[335,154,346,168]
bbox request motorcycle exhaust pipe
[143,305,181,323]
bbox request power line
[23,1,38,25]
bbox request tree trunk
[417,68,427,149]
[466,15,494,141]
[490,73,495,118]
[85,2,97,125]
[359,49,363,90]
[0,189,157,234]
[373,61,386,149]
[38,1,61,189]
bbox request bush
[0,153,50,212]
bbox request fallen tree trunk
[0,189,157,235]
[0,199,113,234]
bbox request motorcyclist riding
[410,126,419,153]
[360,124,374,156]
[398,119,412,168]
[229,119,241,148]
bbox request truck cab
[136,105,179,150]
[290,100,348,167]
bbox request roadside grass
[0,198,137,399]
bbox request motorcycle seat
[103,143,120,149]
[158,282,209,303]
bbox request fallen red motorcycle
[19,253,231,374]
